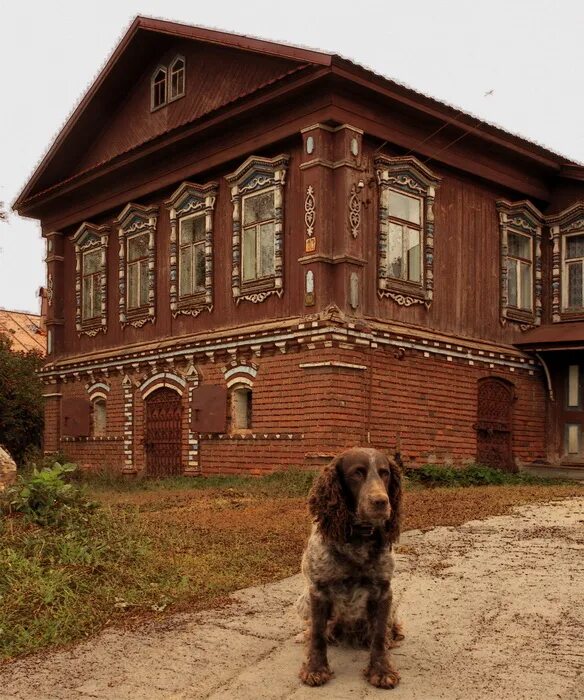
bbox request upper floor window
[375,155,440,309]
[72,222,109,336]
[166,180,218,318]
[115,203,158,328]
[226,154,289,305]
[169,56,185,100]
[151,67,167,110]
[497,199,542,330]
[547,202,584,321]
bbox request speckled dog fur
[297,448,403,689]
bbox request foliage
[0,335,44,464]
[405,463,561,487]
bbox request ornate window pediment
[497,200,543,330]
[72,222,109,337]
[225,154,289,305]
[547,202,584,321]
[375,155,440,309]
[115,203,158,328]
[165,181,218,318]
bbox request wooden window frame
[168,55,186,102]
[115,203,158,328]
[375,155,440,309]
[547,202,584,322]
[226,154,289,305]
[562,231,584,312]
[72,222,109,337]
[241,187,277,284]
[497,199,543,330]
[151,65,167,111]
[165,181,218,318]
[126,231,150,312]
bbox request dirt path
[2,498,583,700]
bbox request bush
[405,463,551,487]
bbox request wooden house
[14,17,584,475]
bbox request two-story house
[14,17,584,476]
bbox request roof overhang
[514,322,584,351]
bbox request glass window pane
[180,219,193,245]
[194,242,206,290]
[93,277,102,316]
[128,233,149,262]
[193,215,205,243]
[243,191,275,225]
[388,190,421,224]
[508,259,518,307]
[508,232,531,260]
[83,249,101,275]
[82,276,93,319]
[519,261,532,310]
[140,260,149,306]
[259,223,275,277]
[406,228,421,283]
[567,424,580,454]
[388,223,404,279]
[128,263,138,309]
[566,234,584,260]
[242,227,256,281]
[568,262,583,307]
[179,246,192,297]
[568,365,580,408]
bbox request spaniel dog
[297,447,403,689]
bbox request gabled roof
[14,15,584,215]
[0,310,46,354]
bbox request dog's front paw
[299,662,333,686]
[364,661,400,689]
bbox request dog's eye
[354,467,367,479]
[378,469,390,479]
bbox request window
[564,233,584,309]
[568,364,581,409]
[127,232,149,310]
[565,424,581,455]
[179,213,206,297]
[169,57,185,100]
[115,203,158,328]
[375,155,440,308]
[231,387,252,430]
[226,154,289,305]
[497,199,543,328]
[507,231,533,311]
[151,67,167,110]
[72,222,109,336]
[92,398,106,437]
[166,180,218,317]
[242,189,276,282]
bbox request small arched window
[169,56,185,101]
[92,398,107,437]
[151,67,167,110]
[230,386,252,431]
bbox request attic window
[169,57,185,101]
[151,67,167,110]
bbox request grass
[0,465,582,662]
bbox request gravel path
[1,498,583,699]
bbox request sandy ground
[1,498,583,700]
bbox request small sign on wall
[305,237,316,252]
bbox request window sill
[378,279,427,307]
[236,278,282,305]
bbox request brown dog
[297,447,403,689]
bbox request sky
[1,0,584,313]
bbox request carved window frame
[225,154,289,305]
[547,202,584,321]
[115,203,158,328]
[151,65,167,111]
[165,181,218,318]
[375,155,440,308]
[497,200,543,330]
[168,55,186,102]
[72,222,109,337]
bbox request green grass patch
[405,463,567,488]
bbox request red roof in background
[0,310,46,355]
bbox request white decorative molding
[72,222,110,337]
[377,290,425,307]
[121,374,134,472]
[348,184,361,238]
[547,201,584,321]
[86,381,111,401]
[139,371,187,399]
[305,185,315,236]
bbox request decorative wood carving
[72,222,110,337]
[349,184,361,238]
[547,202,584,322]
[305,185,315,236]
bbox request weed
[405,463,564,488]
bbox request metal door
[475,377,515,472]
[144,388,182,476]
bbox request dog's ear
[308,454,351,543]
[386,456,402,544]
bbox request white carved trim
[72,222,110,337]
[140,371,186,398]
[305,185,315,236]
[348,184,361,238]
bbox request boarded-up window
[191,385,227,433]
[231,387,252,430]
[61,398,91,437]
[241,190,276,282]
[92,398,107,437]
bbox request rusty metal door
[145,388,182,476]
[475,377,516,472]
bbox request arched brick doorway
[144,387,182,476]
[476,377,516,472]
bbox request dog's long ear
[308,455,350,543]
[386,456,402,544]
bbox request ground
[1,497,582,699]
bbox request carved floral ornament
[348,184,361,238]
[496,199,543,331]
[115,203,158,328]
[165,180,218,318]
[375,155,440,309]
[225,154,289,305]
[72,222,110,337]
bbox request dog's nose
[369,494,389,509]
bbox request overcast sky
[1,0,583,313]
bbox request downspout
[535,352,555,402]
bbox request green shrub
[405,463,553,487]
